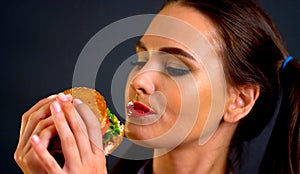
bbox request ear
[223,85,260,123]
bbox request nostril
[130,71,156,95]
[138,88,147,94]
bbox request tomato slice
[100,114,109,136]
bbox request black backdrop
[1,1,299,173]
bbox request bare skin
[14,3,259,174]
[126,4,259,174]
[14,93,107,174]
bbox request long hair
[164,0,299,173]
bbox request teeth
[128,101,134,106]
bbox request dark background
[1,0,299,173]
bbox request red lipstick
[126,101,162,125]
[133,102,151,114]
[127,101,155,117]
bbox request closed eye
[166,66,191,76]
[131,61,146,69]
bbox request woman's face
[125,4,226,149]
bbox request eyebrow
[135,40,147,50]
[135,40,196,61]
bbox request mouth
[126,101,162,125]
[127,101,156,117]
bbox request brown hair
[164,0,299,173]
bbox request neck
[152,122,237,174]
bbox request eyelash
[166,66,190,76]
[130,61,191,77]
[130,61,146,69]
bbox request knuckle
[22,156,29,165]
[62,101,75,110]
[73,123,84,135]
[40,125,56,139]
[28,112,42,123]
[21,112,30,123]
[39,127,51,138]
[30,105,51,122]
[84,161,97,173]
[22,98,49,120]
[89,163,97,171]
[29,110,49,124]
[88,156,105,173]
[35,119,46,130]
[37,117,53,129]
[44,159,58,172]
[84,156,93,165]
[36,98,48,106]
[13,151,21,163]
[64,136,75,146]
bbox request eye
[166,66,191,76]
[131,61,146,69]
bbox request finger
[20,95,57,138]
[39,125,60,165]
[15,95,56,172]
[73,98,103,155]
[39,124,57,147]
[50,100,81,166]
[30,134,63,174]
[57,94,93,161]
[15,117,55,173]
[20,103,52,148]
[23,116,54,154]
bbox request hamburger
[48,87,124,165]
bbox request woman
[14,0,299,173]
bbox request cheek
[124,78,184,148]
[186,71,227,145]
[126,78,181,135]
[190,82,212,138]
[172,72,213,142]
[163,82,182,120]
[125,70,214,147]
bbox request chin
[125,122,154,140]
[125,122,189,151]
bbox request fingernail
[58,93,68,102]
[52,101,61,113]
[31,134,40,145]
[47,94,57,99]
[73,98,83,105]
[65,94,73,100]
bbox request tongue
[133,102,150,114]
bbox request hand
[14,95,59,174]
[30,93,107,174]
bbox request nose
[130,71,156,96]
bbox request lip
[126,101,161,125]
[127,101,156,117]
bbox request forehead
[140,3,220,59]
[138,35,187,51]
[158,3,218,46]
